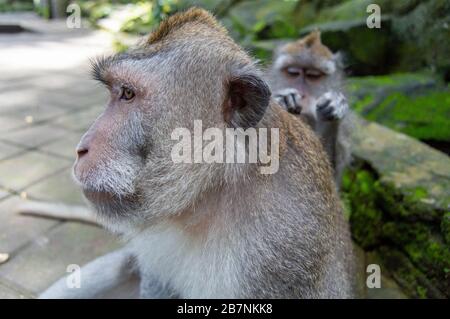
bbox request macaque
[17,9,354,298]
[267,31,352,184]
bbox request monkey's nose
[76,147,88,158]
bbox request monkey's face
[273,52,337,113]
[73,61,148,205]
[270,31,340,113]
[72,11,270,228]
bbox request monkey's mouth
[82,188,116,201]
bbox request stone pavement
[0,13,119,298]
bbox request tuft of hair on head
[282,29,333,59]
[90,55,114,87]
[147,7,227,45]
[303,29,322,47]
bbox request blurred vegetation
[0,0,33,12]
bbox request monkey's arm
[15,200,99,225]
[315,92,351,184]
[40,248,135,299]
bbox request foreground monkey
[266,31,352,184]
[18,9,354,298]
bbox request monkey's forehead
[274,52,336,75]
[282,40,333,60]
[90,52,159,88]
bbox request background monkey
[266,31,352,185]
[18,8,354,298]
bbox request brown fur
[147,8,228,44]
[283,30,333,59]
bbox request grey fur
[25,9,354,299]
[266,48,352,185]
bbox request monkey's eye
[305,69,324,80]
[120,87,135,101]
[284,66,302,77]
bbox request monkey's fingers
[274,94,302,114]
[15,200,99,225]
[318,103,339,121]
[317,98,331,110]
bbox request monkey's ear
[224,70,271,129]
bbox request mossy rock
[343,116,450,297]
[348,73,450,149]
[378,247,446,298]
[351,117,450,217]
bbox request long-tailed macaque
[267,31,352,185]
[17,9,354,298]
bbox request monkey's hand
[316,91,348,121]
[273,88,302,115]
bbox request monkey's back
[240,105,355,298]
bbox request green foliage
[442,212,450,245]
[221,0,298,45]
[0,0,33,12]
[366,90,450,142]
[348,73,450,144]
[77,0,180,34]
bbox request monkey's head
[73,8,271,230]
[270,31,342,111]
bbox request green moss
[343,162,450,297]
[377,182,442,221]
[348,73,449,142]
[351,94,374,114]
[342,168,384,248]
[442,212,450,245]
[378,247,446,298]
[416,286,428,299]
[365,90,450,142]
[347,73,435,95]
[381,221,450,294]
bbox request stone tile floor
[0,13,119,298]
[0,12,407,299]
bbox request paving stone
[31,73,104,96]
[0,196,59,254]
[52,107,103,132]
[0,151,71,191]
[0,11,116,298]
[0,123,69,148]
[0,188,10,199]
[0,141,25,161]
[0,91,67,121]
[0,281,30,299]
[0,116,26,132]
[0,222,120,294]
[26,168,85,205]
[39,133,82,159]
